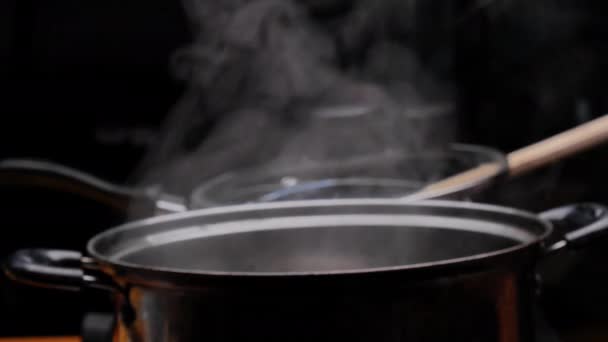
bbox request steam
[134,0,457,200]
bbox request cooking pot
[0,144,506,217]
[5,199,608,342]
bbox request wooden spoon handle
[507,114,608,177]
[421,162,502,194]
[419,114,608,196]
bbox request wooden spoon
[409,114,608,199]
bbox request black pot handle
[3,249,112,291]
[540,203,608,254]
[0,159,186,215]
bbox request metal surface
[5,249,83,291]
[87,200,545,277]
[540,203,608,252]
[113,268,536,342]
[5,200,608,342]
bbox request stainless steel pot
[5,199,608,342]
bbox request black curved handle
[540,203,608,254]
[0,159,185,215]
[4,249,85,291]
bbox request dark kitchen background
[2,0,608,341]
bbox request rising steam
[133,0,458,201]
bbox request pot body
[113,263,537,342]
[7,200,608,342]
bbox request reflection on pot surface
[5,199,608,341]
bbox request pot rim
[189,143,508,208]
[85,199,552,283]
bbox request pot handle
[0,159,186,215]
[3,249,110,291]
[540,203,608,254]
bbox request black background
[2,0,608,340]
